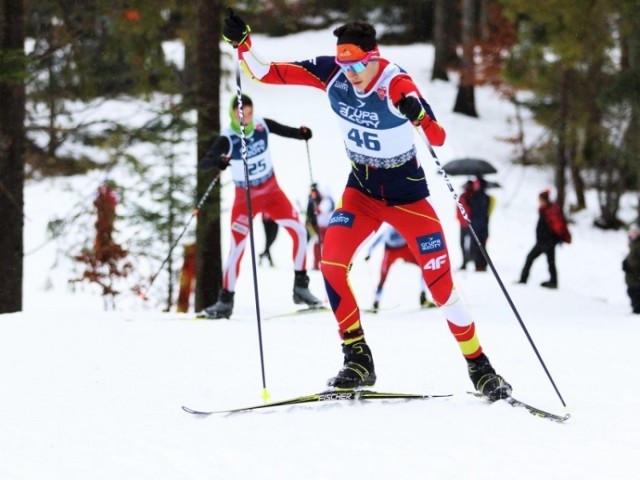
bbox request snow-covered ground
[2,28,640,479]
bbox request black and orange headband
[336,43,380,64]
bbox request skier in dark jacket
[518,190,572,289]
[622,224,640,314]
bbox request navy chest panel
[328,79,404,131]
[230,124,269,160]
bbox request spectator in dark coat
[468,177,491,271]
[622,224,640,314]
[518,189,572,289]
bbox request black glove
[223,9,251,46]
[395,95,426,123]
[299,126,312,140]
[215,155,231,170]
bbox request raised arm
[223,10,337,90]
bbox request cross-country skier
[221,13,511,400]
[198,94,322,319]
[306,183,335,270]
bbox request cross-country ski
[182,390,452,416]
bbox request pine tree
[501,0,639,225]
[0,0,26,313]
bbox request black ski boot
[328,341,377,389]
[371,300,380,313]
[200,289,234,319]
[420,291,436,308]
[293,271,322,307]
[467,353,512,401]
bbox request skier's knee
[426,279,454,306]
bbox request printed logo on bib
[328,211,355,228]
[334,80,349,92]
[246,139,266,157]
[231,222,249,235]
[338,102,380,128]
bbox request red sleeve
[237,38,332,91]
[261,63,327,90]
[389,75,446,146]
[457,192,472,223]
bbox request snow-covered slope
[3,28,639,480]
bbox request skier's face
[343,60,379,92]
[234,105,253,126]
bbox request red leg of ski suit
[321,187,481,359]
[223,177,307,291]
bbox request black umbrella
[442,158,497,176]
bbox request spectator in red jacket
[93,181,119,253]
[457,180,474,270]
[518,189,572,289]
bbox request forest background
[1,0,639,313]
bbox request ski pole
[142,171,221,298]
[304,139,315,185]
[304,139,323,254]
[416,126,567,408]
[231,30,270,404]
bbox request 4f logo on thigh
[423,254,448,271]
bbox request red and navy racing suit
[201,117,309,292]
[235,39,484,358]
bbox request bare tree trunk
[623,7,640,223]
[194,0,223,311]
[478,0,490,40]
[568,136,586,212]
[407,0,433,43]
[432,0,458,81]
[555,69,569,210]
[0,0,26,313]
[453,0,478,117]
